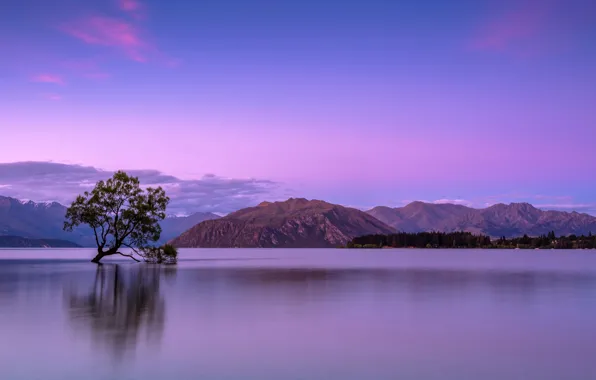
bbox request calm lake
[1,248,595,380]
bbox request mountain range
[0,196,94,246]
[0,195,219,247]
[367,201,596,237]
[170,198,394,248]
[2,194,596,248]
[0,235,81,248]
[159,212,221,243]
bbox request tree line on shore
[346,231,596,249]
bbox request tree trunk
[91,248,116,264]
[91,250,105,264]
[91,247,139,264]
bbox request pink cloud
[118,0,145,19]
[31,74,64,85]
[119,0,142,12]
[469,1,553,53]
[61,16,148,62]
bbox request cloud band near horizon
[0,162,594,216]
[0,162,282,215]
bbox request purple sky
[0,0,595,214]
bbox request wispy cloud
[119,0,142,12]
[59,0,174,65]
[118,0,145,18]
[31,74,64,85]
[0,162,282,215]
[61,16,148,62]
[469,1,553,54]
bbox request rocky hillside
[367,202,596,237]
[170,198,396,248]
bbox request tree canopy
[64,171,169,263]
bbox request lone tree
[64,171,169,264]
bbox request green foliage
[140,244,179,265]
[162,244,178,258]
[64,171,170,263]
[348,231,596,249]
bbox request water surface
[1,248,595,379]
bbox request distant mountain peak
[287,197,309,202]
[165,211,220,219]
[170,199,394,248]
[488,202,536,208]
[401,201,471,211]
[16,199,63,209]
[367,201,596,237]
[0,194,220,246]
[0,235,80,248]
[0,195,95,245]
[282,197,323,206]
[158,211,221,244]
[257,198,313,207]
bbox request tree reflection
[67,264,172,360]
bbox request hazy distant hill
[0,195,219,246]
[170,198,395,248]
[367,202,596,237]
[158,212,220,244]
[0,235,80,248]
[0,196,96,246]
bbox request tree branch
[113,198,125,243]
[99,218,109,247]
[118,219,141,247]
[115,251,141,262]
[92,226,101,248]
[122,243,142,256]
